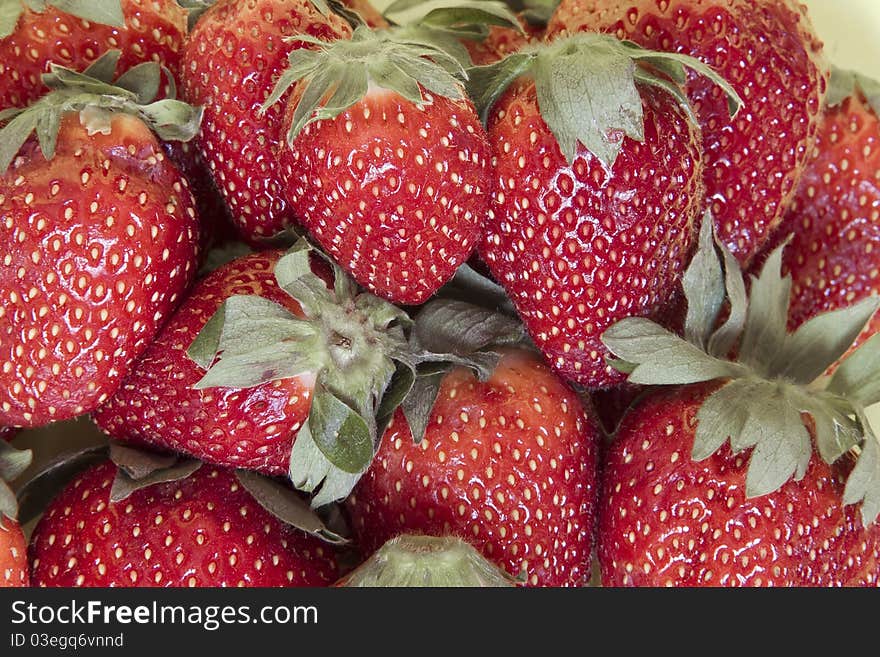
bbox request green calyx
[261,24,469,145]
[467,32,743,168]
[601,212,880,526]
[826,66,880,117]
[337,534,519,587]
[188,242,529,507]
[0,440,33,526]
[0,0,124,38]
[0,49,203,173]
[188,239,413,506]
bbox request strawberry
[0,521,27,588]
[598,214,880,586]
[94,240,415,507]
[180,0,351,242]
[267,26,493,305]
[92,250,314,476]
[29,460,339,587]
[756,70,880,362]
[547,0,828,266]
[346,347,601,586]
[0,55,202,427]
[0,0,187,111]
[471,34,741,388]
[601,382,880,586]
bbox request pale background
[10,0,880,519]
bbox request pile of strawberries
[1,0,879,589]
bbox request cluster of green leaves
[603,213,880,525]
[467,33,742,167]
[0,49,202,172]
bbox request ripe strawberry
[0,0,187,110]
[180,0,351,242]
[93,250,313,475]
[600,382,880,586]
[29,460,339,586]
[757,71,880,361]
[268,26,492,305]
[94,242,414,507]
[0,59,202,427]
[547,0,827,266]
[464,18,542,66]
[0,521,27,588]
[473,34,741,388]
[599,214,880,586]
[346,349,601,587]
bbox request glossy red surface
[599,383,880,586]
[0,0,186,111]
[549,0,827,266]
[480,80,702,388]
[347,350,601,587]
[29,461,338,587]
[280,87,492,305]
[180,0,351,242]
[0,113,199,427]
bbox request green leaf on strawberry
[0,49,202,172]
[601,211,880,525]
[467,33,742,167]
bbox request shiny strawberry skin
[767,91,880,357]
[1,521,28,588]
[548,0,827,266]
[0,113,199,428]
[29,461,338,587]
[599,383,880,587]
[93,251,314,476]
[479,80,703,388]
[180,0,351,242]
[346,350,601,586]
[0,0,186,110]
[279,89,492,305]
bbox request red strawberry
[180,0,351,242]
[29,460,338,586]
[93,250,314,475]
[474,35,740,388]
[94,241,415,507]
[0,60,202,427]
[599,210,880,586]
[269,26,492,305]
[346,349,601,586]
[0,0,187,111]
[0,520,27,588]
[547,0,828,266]
[600,382,880,586]
[757,71,880,362]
